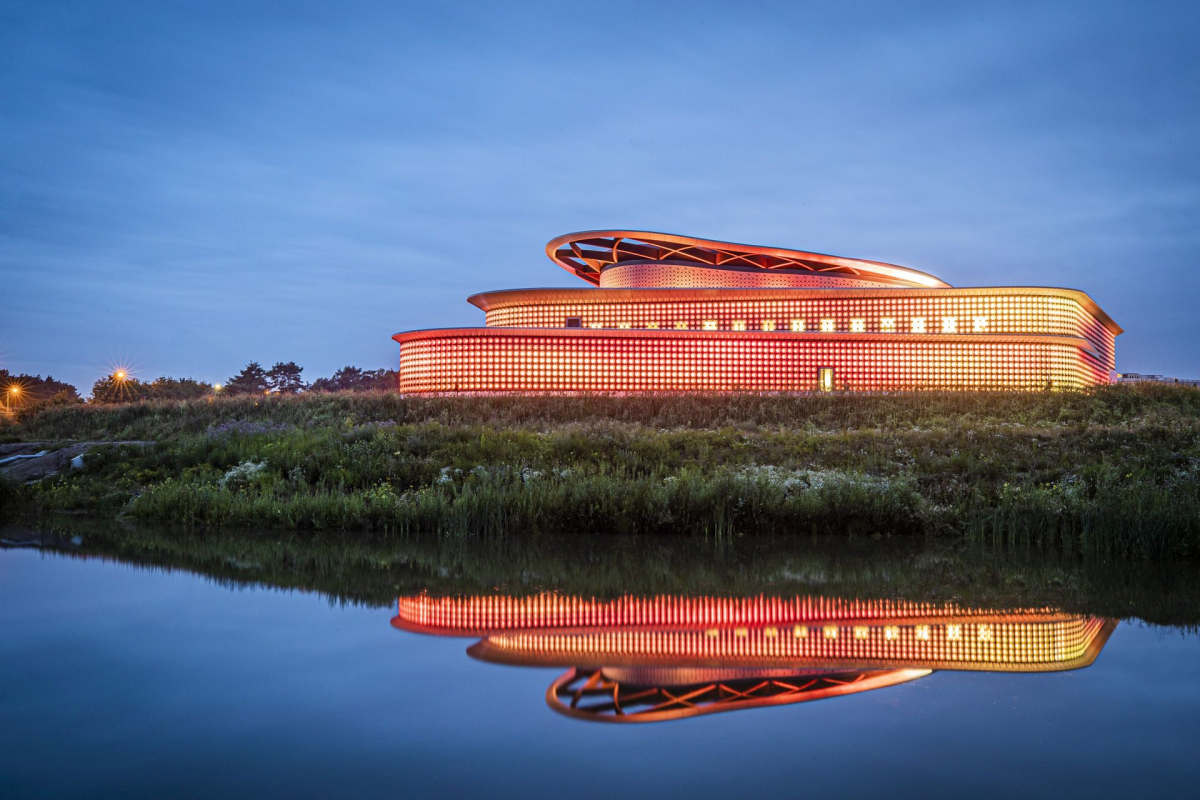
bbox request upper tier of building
[546,230,951,289]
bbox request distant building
[1117,373,1200,387]
[394,230,1122,393]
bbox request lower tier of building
[394,328,1112,393]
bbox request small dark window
[565,317,583,328]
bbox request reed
[6,384,1200,558]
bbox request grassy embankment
[4,385,1200,559]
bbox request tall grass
[127,465,927,538]
[9,384,1200,559]
[15,383,1200,441]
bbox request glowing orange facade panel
[394,230,1122,392]
[392,593,1111,672]
[473,616,1109,672]
[393,593,1051,636]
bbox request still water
[1,528,1198,799]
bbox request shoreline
[4,515,1200,627]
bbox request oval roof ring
[546,230,951,289]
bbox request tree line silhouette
[1,364,398,411]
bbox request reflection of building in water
[392,594,1115,724]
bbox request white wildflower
[219,460,267,490]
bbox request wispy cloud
[2,0,1198,389]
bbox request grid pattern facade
[397,330,1108,393]
[482,292,1116,371]
[482,616,1109,672]
[394,594,1024,636]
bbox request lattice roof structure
[545,230,951,288]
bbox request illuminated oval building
[392,593,1116,724]
[394,231,1121,393]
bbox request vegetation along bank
[3,384,1199,560]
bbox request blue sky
[2,0,1198,392]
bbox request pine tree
[224,362,271,396]
[266,361,305,394]
[308,366,396,392]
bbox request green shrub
[7,384,1200,558]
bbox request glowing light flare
[2,381,26,414]
[104,359,139,387]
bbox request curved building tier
[394,230,1121,392]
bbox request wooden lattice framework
[545,230,950,288]
[547,667,931,723]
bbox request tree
[90,374,151,404]
[147,377,213,401]
[266,361,305,394]
[88,374,215,404]
[363,368,397,391]
[309,366,364,392]
[224,362,270,396]
[309,366,397,393]
[43,390,83,409]
[0,370,82,407]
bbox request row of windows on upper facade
[564,316,991,333]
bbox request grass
[5,384,1200,559]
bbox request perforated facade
[394,230,1121,393]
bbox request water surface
[1,526,1198,798]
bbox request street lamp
[4,385,20,415]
